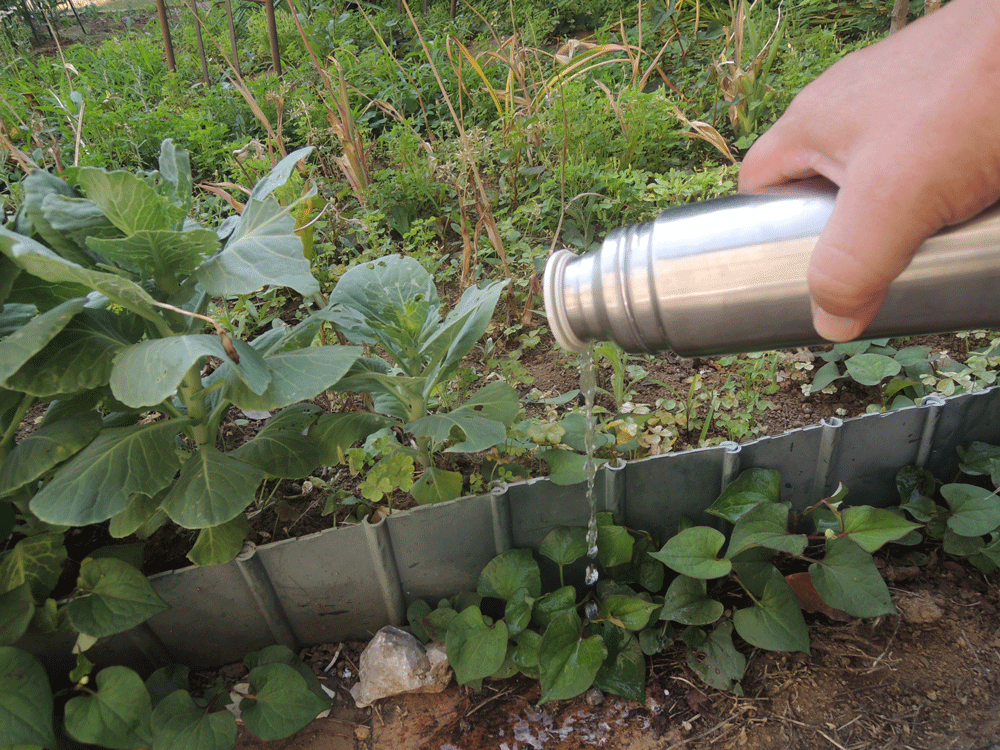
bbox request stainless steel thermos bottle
[543,179,1000,356]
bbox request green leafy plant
[807,337,1000,411]
[409,444,1000,700]
[0,140,361,577]
[312,254,519,504]
[0,643,330,750]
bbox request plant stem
[177,362,212,447]
[0,393,35,463]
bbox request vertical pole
[155,0,175,72]
[264,0,281,77]
[187,0,210,85]
[223,0,241,78]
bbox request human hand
[739,0,1000,341]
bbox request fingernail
[812,306,864,342]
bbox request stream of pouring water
[580,345,600,619]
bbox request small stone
[355,725,371,741]
[585,687,604,706]
[349,626,452,707]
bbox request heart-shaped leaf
[477,548,541,600]
[540,527,588,566]
[707,468,781,524]
[64,666,153,749]
[445,606,509,685]
[150,688,237,750]
[538,610,607,704]
[66,557,169,637]
[941,483,1000,537]
[241,662,330,741]
[0,646,57,748]
[727,502,805,557]
[841,506,921,552]
[844,353,900,385]
[809,537,895,618]
[659,575,725,626]
[733,567,810,653]
[650,527,731,579]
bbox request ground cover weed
[408,445,1000,701]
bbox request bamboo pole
[264,0,281,77]
[188,0,210,85]
[223,0,241,78]
[155,0,176,72]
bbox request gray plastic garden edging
[17,386,1000,674]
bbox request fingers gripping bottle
[543,179,1000,356]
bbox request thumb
[807,178,940,342]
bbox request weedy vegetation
[1,0,999,747]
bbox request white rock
[349,626,452,707]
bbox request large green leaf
[0,302,35,338]
[0,647,57,749]
[0,584,34,646]
[538,447,608,486]
[0,227,161,324]
[538,610,607,704]
[504,587,534,637]
[659,575,724,626]
[477,548,541,600]
[682,622,745,692]
[30,420,185,525]
[540,527,588,566]
[5,308,138,398]
[221,346,362,412]
[187,514,250,566]
[66,557,169,637]
[244,644,330,705]
[445,606,509,685]
[650,526,731,579]
[309,412,394,464]
[323,255,440,357]
[109,491,167,539]
[419,279,508,388]
[956,441,1000,482]
[0,533,67,600]
[150,689,237,750]
[87,229,219,288]
[228,404,322,478]
[597,595,658,631]
[841,506,920,552]
[156,139,194,214]
[0,297,87,383]
[196,196,318,298]
[596,513,634,568]
[532,585,578,629]
[941,483,1000,537]
[21,169,96,265]
[706,468,781,524]
[64,666,153,749]
[809,537,895,618]
[241,662,330,741]
[726,502,806,557]
[593,624,645,700]
[732,566,810,653]
[511,629,542,677]
[844,353,900,385]
[160,447,265,529]
[407,382,519,453]
[0,411,102,496]
[411,466,463,504]
[112,334,270,409]
[74,167,185,234]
